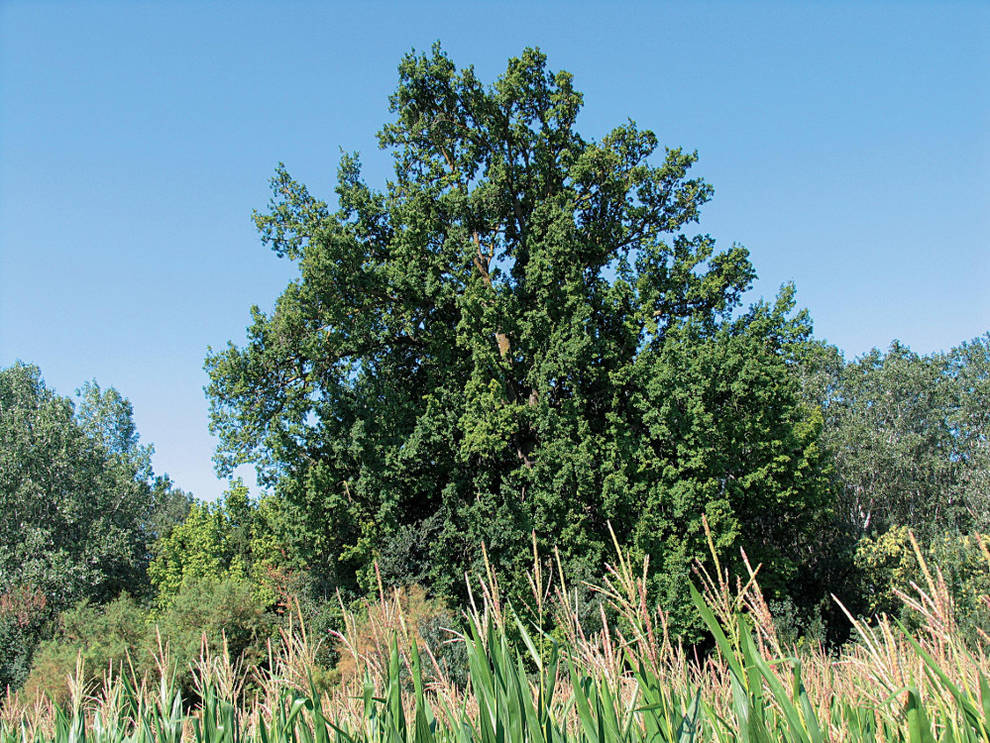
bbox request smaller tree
[149,480,292,610]
[613,287,831,634]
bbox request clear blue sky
[2,2,987,502]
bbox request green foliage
[0,587,49,692]
[146,475,194,544]
[0,363,189,690]
[853,526,920,619]
[22,576,276,701]
[794,335,990,630]
[23,594,149,705]
[946,335,990,532]
[205,45,829,635]
[154,575,276,689]
[149,480,292,610]
[768,596,828,651]
[854,527,990,640]
[1,365,147,607]
[147,481,338,680]
[149,499,244,608]
[801,335,990,539]
[927,533,990,634]
[618,290,830,634]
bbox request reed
[3,528,988,742]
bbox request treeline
[2,45,988,696]
[0,367,192,689]
[4,335,987,696]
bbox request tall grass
[3,529,988,742]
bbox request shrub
[21,593,148,704]
[0,586,50,692]
[20,575,276,703]
[153,574,277,691]
[854,527,990,641]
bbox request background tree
[797,335,990,627]
[0,363,189,689]
[801,335,990,540]
[206,45,830,636]
[946,334,990,531]
[74,380,193,548]
[149,479,292,610]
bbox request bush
[854,527,990,641]
[0,586,50,692]
[21,575,277,703]
[154,574,277,691]
[22,593,148,704]
[928,533,990,641]
[853,526,919,620]
[768,596,828,650]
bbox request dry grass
[2,525,988,741]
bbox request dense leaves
[205,45,828,633]
[801,334,990,538]
[0,364,189,689]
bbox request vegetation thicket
[3,534,990,742]
[0,364,190,691]
[1,45,988,740]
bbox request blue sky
[2,2,987,502]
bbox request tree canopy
[205,45,829,632]
[801,334,990,538]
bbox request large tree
[206,46,828,632]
